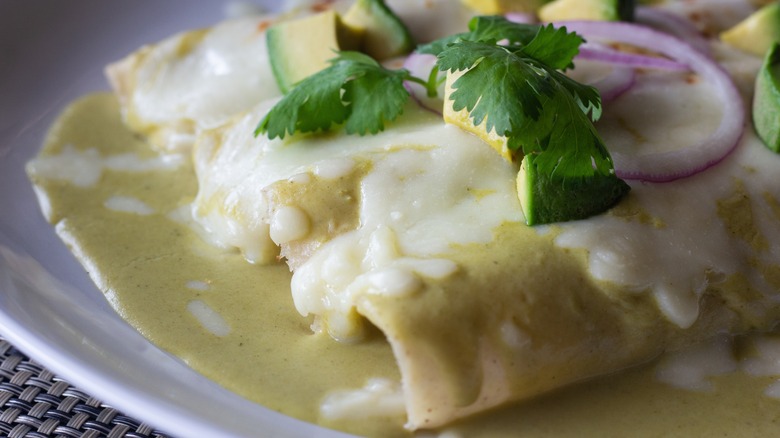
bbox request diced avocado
[461,0,549,14]
[721,3,780,56]
[753,42,780,152]
[538,0,635,22]
[342,0,414,60]
[442,70,516,162]
[518,154,630,225]
[267,10,363,94]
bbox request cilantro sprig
[437,24,612,178]
[256,51,434,139]
[255,16,616,181]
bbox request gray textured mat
[0,338,171,438]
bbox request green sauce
[30,93,780,437]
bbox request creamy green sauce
[30,93,780,437]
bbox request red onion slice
[588,65,636,102]
[403,53,444,115]
[635,6,711,55]
[560,20,744,182]
[579,43,690,72]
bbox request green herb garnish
[437,23,612,179]
[256,16,616,181]
[255,51,433,138]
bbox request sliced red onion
[403,53,445,115]
[560,20,744,182]
[589,65,636,102]
[636,6,711,55]
[579,43,690,72]
[505,12,537,24]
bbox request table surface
[0,337,173,438]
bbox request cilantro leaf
[416,16,540,56]
[546,69,602,120]
[438,40,610,178]
[467,16,540,47]
[544,96,613,180]
[519,85,613,179]
[519,24,583,71]
[255,52,411,139]
[342,67,409,135]
[416,33,464,56]
[438,41,555,132]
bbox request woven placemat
[0,337,172,438]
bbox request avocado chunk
[443,69,629,225]
[721,3,780,56]
[267,10,363,94]
[442,70,515,162]
[342,0,414,60]
[518,154,630,225]
[461,0,549,14]
[538,0,635,22]
[753,42,780,153]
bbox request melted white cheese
[26,145,184,188]
[192,101,520,264]
[556,60,780,328]
[104,196,155,216]
[107,0,473,153]
[193,101,520,339]
[655,335,736,391]
[107,15,281,152]
[187,299,231,337]
[313,158,356,179]
[27,146,103,187]
[292,226,460,340]
[269,206,310,245]
[186,280,211,291]
[320,378,406,420]
[741,336,780,377]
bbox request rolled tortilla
[107,0,780,429]
[105,14,282,152]
[189,88,780,428]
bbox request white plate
[0,1,353,436]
